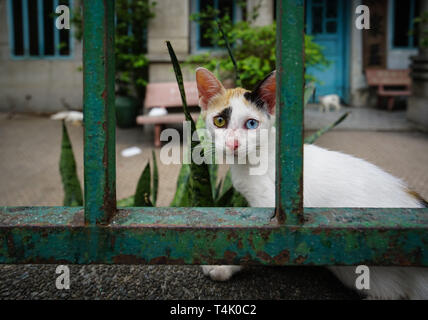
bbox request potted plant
[73,0,156,128]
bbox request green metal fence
[1,0,427,266]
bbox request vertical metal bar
[275,0,305,225]
[83,0,116,225]
[37,0,44,56]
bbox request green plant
[60,122,83,206]
[186,6,329,89]
[413,11,428,49]
[72,0,156,100]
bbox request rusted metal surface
[1,207,427,266]
[275,0,305,225]
[82,0,116,225]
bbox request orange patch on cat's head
[207,88,249,110]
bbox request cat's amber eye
[213,116,226,128]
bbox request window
[392,0,420,48]
[8,0,72,58]
[195,0,239,50]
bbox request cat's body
[196,68,428,299]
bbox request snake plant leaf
[152,150,159,206]
[166,41,196,133]
[215,185,235,206]
[220,170,233,197]
[117,195,134,207]
[188,157,215,206]
[134,161,153,207]
[170,164,191,206]
[305,112,350,144]
[60,122,83,206]
[304,82,316,107]
[214,179,223,202]
[196,114,218,199]
[167,41,214,206]
[216,19,241,87]
[231,190,249,207]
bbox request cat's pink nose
[226,139,239,151]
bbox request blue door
[306,0,350,102]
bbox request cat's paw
[201,265,242,282]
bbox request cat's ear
[245,71,276,115]
[196,67,225,110]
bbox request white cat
[195,67,428,300]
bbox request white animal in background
[51,110,83,125]
[319,94,341,112]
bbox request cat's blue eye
[245,119,259,130]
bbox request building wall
[0,0,83,113]
[147,0,193,83]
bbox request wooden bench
[136,82,200,147]
[365,69,411,111]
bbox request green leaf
[152,150,159,206]
[170,164,191,206]
[167,41,214,206]
[305,112,350,144]
[304,82,316,107]
[220,170,233,197]
[59,122,83,207]
[166,41,196,130]
[231,190,249,207]
[117,195,135,207]
[214,178,223,202]
[216,19,241,87]
[134,162,153,207]
[215,185,235,206]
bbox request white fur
[202,98,428,300]
[319,94,341,112]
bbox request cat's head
[195,67,276,160]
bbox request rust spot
[294,255,306,264]
[256,251,271,262]
[149,256,186,265]
[273,250,290,265]
[224,250,237,262]
[101,89,107,100]
[71,210,85,226]
[6,233,15,253]
[113,254,147,264]
[224,208,239,216]
[237,239,243,249]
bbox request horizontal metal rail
[1,207,427,265]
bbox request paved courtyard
[0,108,427,299]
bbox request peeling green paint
[276,0,305,225]
[1,207,427,266]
